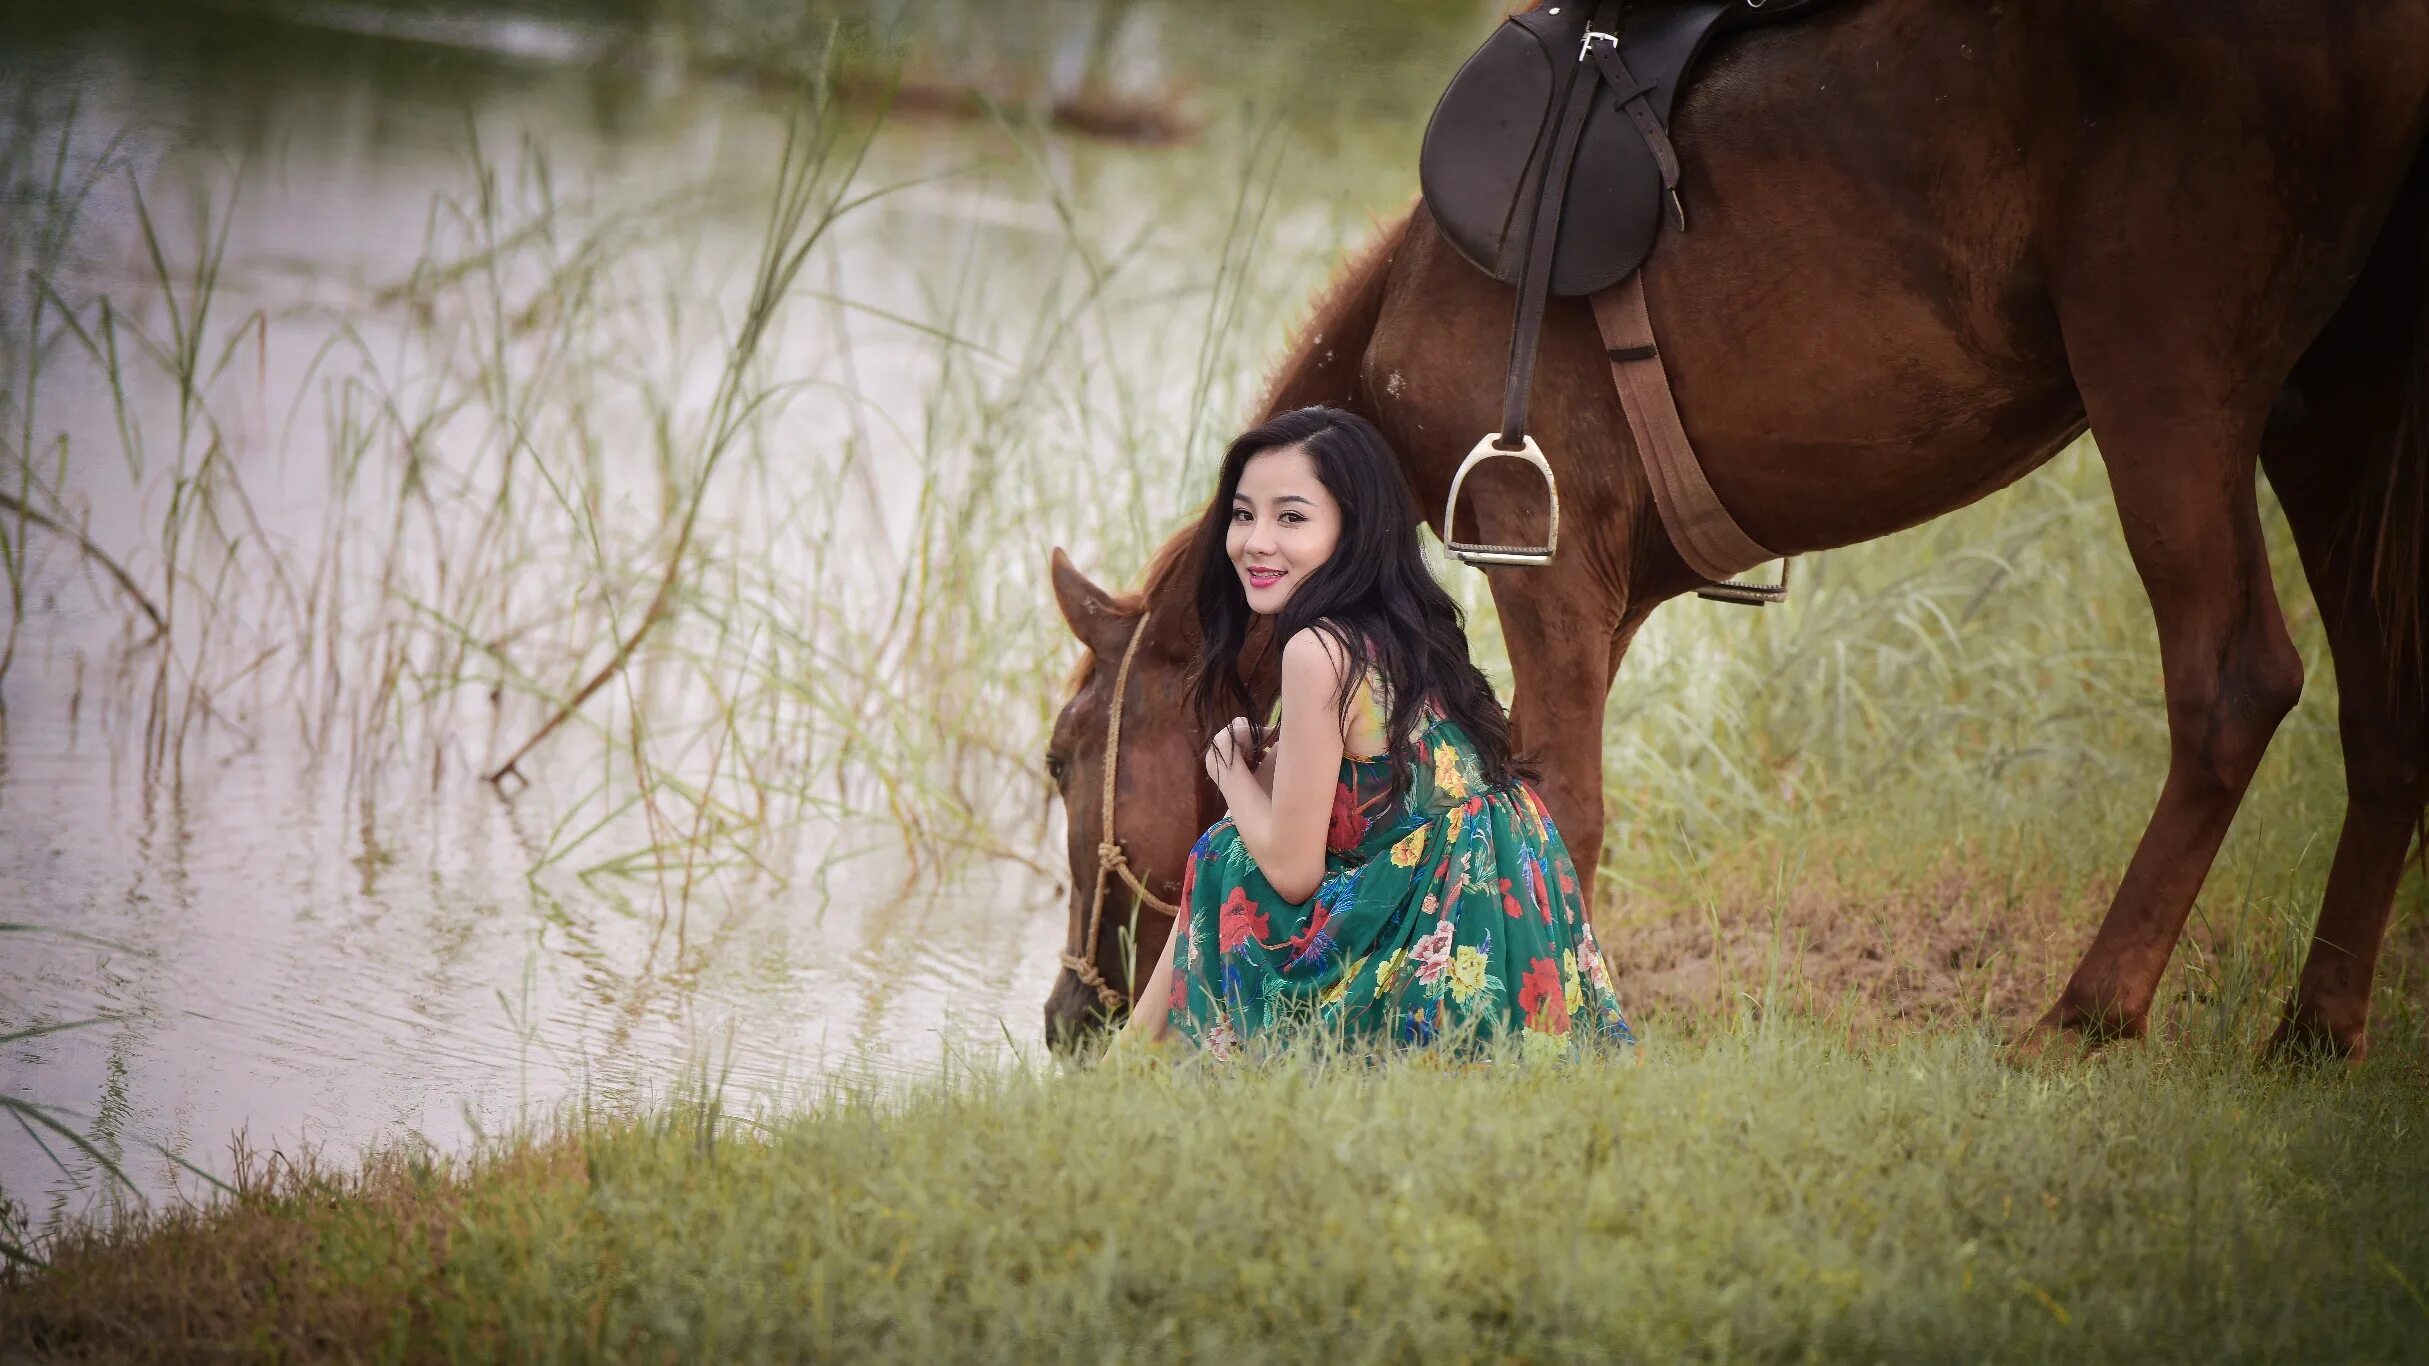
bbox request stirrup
[1443,433,1560,567]
[1695,557,1793,606]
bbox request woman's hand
[1203,716,1258,788]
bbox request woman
[1120,406,1634,1056]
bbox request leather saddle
[1416,0,1840,591]
[1423,0,1835,297]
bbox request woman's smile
[1245,566,1286,589]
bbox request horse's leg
[2262,381,2425,1061]
[2016,0,2429,1048]
[2256,189,2429,1060]
[1483,564,1639,910]
[2033,386,2305,1042]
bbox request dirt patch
[1597,858,2429,1045]
[1598,864,2092,1036]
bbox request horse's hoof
[2263,1011,2367,1066]
[2004,1018,2087,1069]
[2004,1004,2137,1068]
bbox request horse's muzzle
[1043,967,1122,1053]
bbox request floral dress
[1167,673,1635,1058]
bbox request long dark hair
[1189,406,1528,804]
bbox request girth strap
[1497,0,1622,448]
[1590,272,1778,581]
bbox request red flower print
[1218,887,1269,954]
[1528,860,1551,922]
[1327,783,1367,851]
[1518,956,1571,1034]
[1499,878,1524,919]
[1277,897,1333,963]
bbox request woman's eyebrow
[1273,494,1315,506]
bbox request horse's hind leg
[2018,22,2429,1041]
[2258,194,2429,1061]
[2032,249,2315,1041]
[2262,386,2425,1061]
[2030,386,2304,1042]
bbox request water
[0,1,1477,1228]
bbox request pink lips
[1246,567,1285,589]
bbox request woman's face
[1227,444,1342,615]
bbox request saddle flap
[1420,9,1661,298]
[1418,6,1690,296]
[1419,1,1846,300]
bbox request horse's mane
[1248,206,1412,420]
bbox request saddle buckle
[1580,29,1619,61]
[1443,433,1561,568]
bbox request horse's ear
[1050,547,1132,660]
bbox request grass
[4,1022,2426,1361]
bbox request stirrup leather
[1443,433,1560,568]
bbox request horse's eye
[1045,754,1069,785]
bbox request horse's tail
[1251,205,1413,421]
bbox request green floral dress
[1167,674,1635,1058]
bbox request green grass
[5,1022,2426,1361]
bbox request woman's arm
[1117,925,1180,1046]
[1209,630,1348,904]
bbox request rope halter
[1059,609,1183,1013]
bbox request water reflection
[0,0,1472,1227]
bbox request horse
[1042,0,2429,1059]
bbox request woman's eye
[1279,511,1303,524]
[1230,507,1251,522]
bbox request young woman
[1119,406,1635,1056]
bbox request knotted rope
[1061,610,1183,1012]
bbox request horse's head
[1041,546,1218,1051]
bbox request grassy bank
[5,1023,2426,1361]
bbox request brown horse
[1044,0,2429,1058]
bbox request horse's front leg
[1481,558,1641,913]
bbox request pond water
[0,1,1482,1226]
